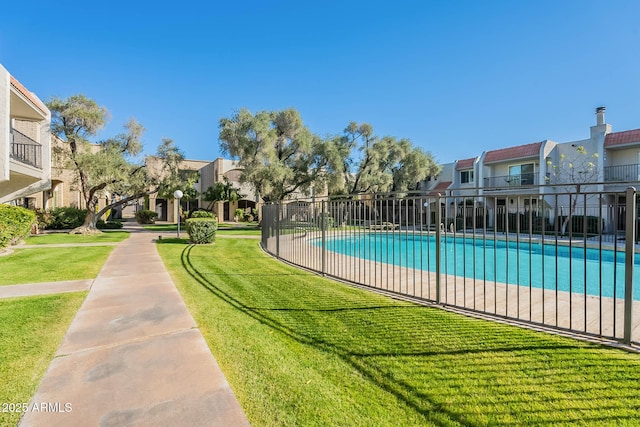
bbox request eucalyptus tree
[219,108,324,202]
[48,94,184,234]
[323,122,440,196]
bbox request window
[460,170,474,184]
[508,163,534,186]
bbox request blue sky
[2,1,639,164]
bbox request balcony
[604,164,640,182]
[484,172,538,188]
[10,128,42,169]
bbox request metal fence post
[321,200,327,275]
[276,202,281,258]
[624,187,636,344]
[435,193,442,304]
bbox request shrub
[0,223,8,248]
[244,207,254,222]
[135,209,158,224]
[235,208,245,221]
[35,208,53,229]
[317,212,334,230]
[97,220,124,229]
[190,210,216,219]
[0,205,36,248]
[47,207,87,230]
[186,218,218,244]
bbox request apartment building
[424,107,639,233]
[149,157,261,223]
[0,64,51,205]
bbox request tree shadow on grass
[179,244,640,426]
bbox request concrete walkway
[19,224,250,427]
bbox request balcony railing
[604,164,640,182]
[10,128,42,169]
[484,172,538,188]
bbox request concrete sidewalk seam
[52,326,201,359]
[0,279,95,299]
[17,242,121,248]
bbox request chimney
[596,106,606,126]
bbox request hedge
[190,210,216,219]
[97,220,124,229]
[38,207,86,230]
[0,205,36,248]
[186,218,218,244]
[135,209,158,224]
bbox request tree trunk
[70,201,101,234]
[561,191,580,237]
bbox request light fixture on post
[174,190,183,238]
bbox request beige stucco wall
[0,64,52,204]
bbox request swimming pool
[315,233,640,300]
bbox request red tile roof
[428,181,452,196]
[484,141,543,163]
[604,129,640,148]
[456,158,475,170]
[9,75,48,116]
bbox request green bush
[186,218,218,244]
[35,208,53,229]
[317,212,334,230]
[46,207,86,230]
[97,220,124,229]
[135,209,158,224]
[244,207,254,222]
[235,208,245,221]
[190,210,216,219]
[0,205,36,248]
[0,224,10,248]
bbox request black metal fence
[10,128,42,169]
[262,189,639,346]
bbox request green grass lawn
[0,292,86,427]
[158,238,640,426]
[143,224,178,232]
[217,222,259,229]
[144,223,261,235]
[0,246,115,285]
[216,229,261,236]
[24,231,129,245]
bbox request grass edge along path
[23,231,130,245]
[0,246,115,286]
[157,238,640,426]
[0,292,87,427]
[144,223,261,235]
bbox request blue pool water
[314,233,640,300]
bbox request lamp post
[423,201,430,230]
[174,190,183,238]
